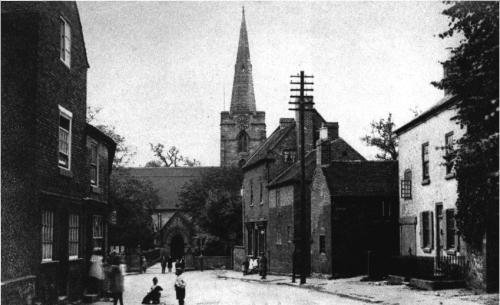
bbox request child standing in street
[174,269,186,305]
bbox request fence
[192,256,231,270]
[390,255,468,280]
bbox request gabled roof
[266,136,366,189]
[394,95,459,135]
[242,124,295,170]
[267,150,316,189]
[126,167,217,210]
[322,161,398,197]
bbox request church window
[238,130,249,152]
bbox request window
[42,211,54,261]
[445,132,454,175]
[446,209,456,250]
[60,17,71,67]
[287,225,292,243]
[422,143,429,181]
[259,182,263,205]
[237,130,249,152]
[319,235,326,254]
[249,180,254,206]
[283,150,296,163]
[276,189,281,207]
[401,169,412,199]
[90,142,98,186]
[68,214,79,259]
[276,231,282,245]
[92,215,104,251]
[421,211,433,250]
[58,105,72,169]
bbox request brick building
[2,2,116,303]
[395,95,498,291]
[241,99,347,273]
[220,7,266,167]
[267,133,366,274]
[309,132,398,276]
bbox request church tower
[221,8,266,167]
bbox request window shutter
[419,211,424,249]
[443,209,448,251]
[430,211,434,250]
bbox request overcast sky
[78,1,458,167]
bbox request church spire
[230,6,256,114]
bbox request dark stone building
[220,8,266,167]
[241,100,344,273]
[266,135,365,274]
[310,154,399,276]
[2,2,116,303]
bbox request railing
[390,255,468,280]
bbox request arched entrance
[171,234,184,259]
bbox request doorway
[171,234,184,259]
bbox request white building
[395,95,464,258]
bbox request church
[127,8,266,262]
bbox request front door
[171,234,184,260]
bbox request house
[1,2,116,303]
[266,131,366,274]
[242,98,345,274]
[394,94,498,291]
[309,130,398,276]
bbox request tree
[178,167,243,255]
[432,2,498,250]
[86,106,136,168]
[361,113,398,160]
[148,143,201,167]
[108,169,159,249]
[86,107,158,249]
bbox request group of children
[141,266,186,305]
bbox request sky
[78,1,459,167]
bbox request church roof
[230,7,256,114]
[242,124,295,170]
[126,167,218,210]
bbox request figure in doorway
[259,252,267,280]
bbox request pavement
[90,263,499,305]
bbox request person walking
[167,256,173,273]
[110,256,124,305]
[141,255,148,274]
[259,253,267,280]
[174,269,186,305]
[89,249,105,295]
[160,255,167,274]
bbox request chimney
[295,96,315,154]
[279,118,295,129]
[325,122,339,140]
[316,124,331,166]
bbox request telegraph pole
[289,71,314,284]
